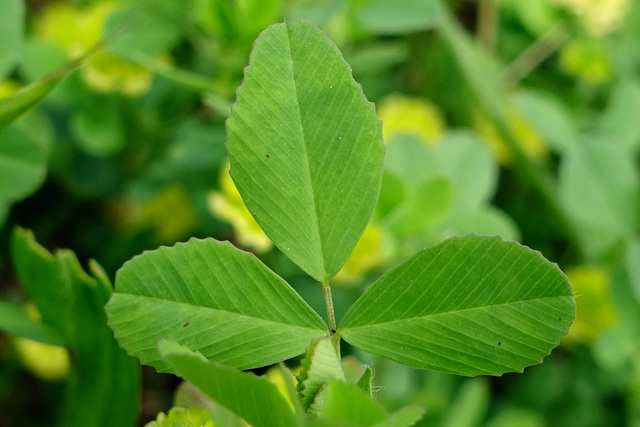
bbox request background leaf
[0,53,91,132]
[159,341,296,427]
[70,97,125,157]
[558,140,640,254]
[442,206,520,242]
[626,240,640,304]
[386,176,452,236]
[11,229,140,427]
[339,235,575,376]
[226,21,385,281]
[0,0,24,78]
[598,77,640,151]
[0,300,65,346]
[433,131,498,211]
[0,116,50,225]
[355,0,439,35]
[319,380,387,425]
[514,90,577,153]
[106,238,327,372]
[105,0,193,59]
[440,378,489,427]
[373,404,425,427]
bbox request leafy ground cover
[0,0,639,426]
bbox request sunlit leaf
[339,235,575,376]
[106,238,327,373]
[13,336,69,381]
[227,21,385,282]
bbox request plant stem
[322,280,337,334]
[502,21,571,85]
[476,0,498,50]
[435,3,584,257]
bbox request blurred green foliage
[1,0,639,425]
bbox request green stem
[476,0,498,50]
[322,280,337,334]
[502,21,571,85]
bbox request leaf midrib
[340,294,573,330]
[283,23,326,280]
[113,292,326,331]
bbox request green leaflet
[159,341,296,427]
[227,21,385,282]
[355,366,373,396]
[298,336,345,412]
[339,235,575,376]
[106,238,327,373]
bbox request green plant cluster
[0,0,639,426]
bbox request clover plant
[105,21,575,426]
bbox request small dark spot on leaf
[330,328,336,334]
[183,322,190,328]
[497,342,502,346]
[559,317,562,321]
[266,154,270,158]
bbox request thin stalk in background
[434,0,584,258]
[502,21,572,86]
[476,0,498,50]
